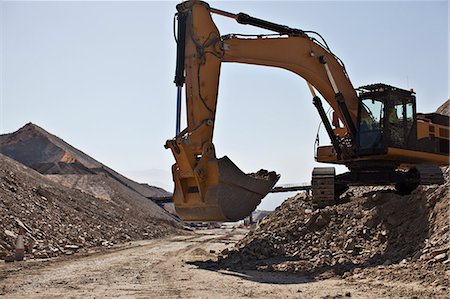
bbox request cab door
[386,93,417,149]
[357,97,387,155]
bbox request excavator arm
[165,0,359,221]
[222,34,359,133]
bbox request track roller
[312,167,335,208]
[415,164,445,185]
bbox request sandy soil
[0,228,441,299]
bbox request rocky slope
[0,123,170,200]
[0,153,180,260]
[217,168,448,296]
[436,99,449,115]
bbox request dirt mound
[436,99,449,115]
[46,174,173,218]
[217,167,448,291]
[0,123,171,199]
[0,153,180,260]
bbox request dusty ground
[0,228,443,299]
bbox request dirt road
[0,229,440,298]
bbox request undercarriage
[311,163,444,208]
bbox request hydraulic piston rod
[210,7,304,35]
[308,83,342,159]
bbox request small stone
[33,251,49,259]
[304,216,316,226]
[64,245,79,250]
[433,253,447,263]
[431,247,449,257]
[315,214,329,228]
[344,238,356,251]
[3,255,15,263]
[371,193,382,202]
[345,292,351,297]
[209,250,215,254]
[4,230,16,238]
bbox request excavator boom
[165,0,357,221]
[165,0,353,222]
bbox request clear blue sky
[1,1,448,210]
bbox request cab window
[405,99,414,134]
[358,98,384,150]
[360,98,384,131]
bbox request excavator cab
[356,84,417,156]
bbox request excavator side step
[311,167,335,208]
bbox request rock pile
[0,154,180,260]
[0,123,171,200]
[436,99,449,115]
[219,167,449,287]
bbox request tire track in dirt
[0,229,430,298]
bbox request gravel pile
[0,154,180,260]
[436,99,449,115]
[218,167,449,289]
[0,123,171,200]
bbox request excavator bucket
[172,156,279,222]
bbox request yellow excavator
[165,0,449,222]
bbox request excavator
[165,0,449,222]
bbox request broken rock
[344,238,356,251]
